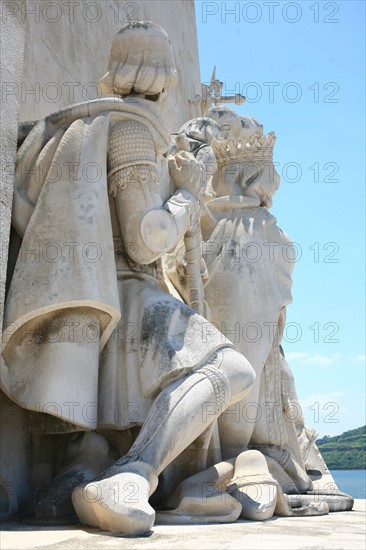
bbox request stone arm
[108,120,199,265]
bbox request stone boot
[72,461,158,535]
[227,449,279,521]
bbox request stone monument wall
[0,0,29,520]
[19,0,202,131]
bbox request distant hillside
[317,426,366,470]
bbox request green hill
[317,426,366,470]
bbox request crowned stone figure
[164,106,353,518]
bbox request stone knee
[217,347,255,405]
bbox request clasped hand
[168,151,204,200]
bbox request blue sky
[194,0,365,437]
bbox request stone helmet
[204,106,263,141]
[99,21,178,97]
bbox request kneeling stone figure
[1,22,255,534]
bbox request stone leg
[72,348,255,534]
[218,372,261,459]
[36,432,114,520]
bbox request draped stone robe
[2,98,232,434]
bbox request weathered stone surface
[0,0,28,522]
[0,1,352,536]
[1,500,365,550]
[19,0,202,132]
[2,21,256,533]
[0,3,202,522]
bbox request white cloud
[302,353,341,366]
[352,354,366,363]
[285,352,340,367]
[285,352,308,361]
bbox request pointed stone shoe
[72,461,158,535]
[227,449,279,521]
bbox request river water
[330,469,366,499]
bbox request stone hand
[168,151,204,199]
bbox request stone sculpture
[1,19,352,536]
[165,106,353,519]
[1,22,255,535]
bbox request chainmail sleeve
[107,119,158,198]
[108,119,198,265]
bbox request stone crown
[212,131,276,166]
